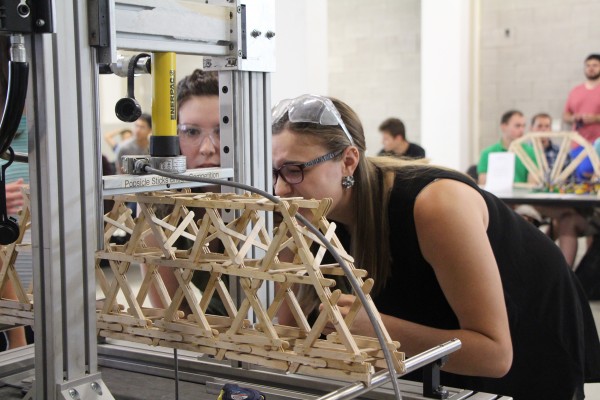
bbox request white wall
[478,0,600,159]
[327,0,421,157]
[421,0,476,170]
[270,0,328,104]
[99,1,600,168]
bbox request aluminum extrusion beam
[29,1,113,398]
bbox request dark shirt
[377,142,425,159]
[544,142,560,169]
[373,166,600,399]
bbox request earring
[341,175,355,189]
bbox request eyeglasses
[272,94,354,145]
[273,150,343,185]
[177,124,220,147]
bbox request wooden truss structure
[95,191,405,383]
[509,131,600,185]
[0,188,405,382]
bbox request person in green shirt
[477,110,535,185]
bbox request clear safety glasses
[177,124,220,147]
[272,94,354,145]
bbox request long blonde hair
[273,97,425,313]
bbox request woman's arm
[334,179,512,378]
[410,179,512,377]
[6,179,24,214]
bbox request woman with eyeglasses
[177,69,221,169]
[272,95,600,400]
[142,69,227,315]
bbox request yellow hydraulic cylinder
[150,52,179,156]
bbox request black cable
[143,165,403,399]
[0,60,28,155]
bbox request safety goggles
[177,124,220,147]
[272,94,354,145]
[273,149,343,185]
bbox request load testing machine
[0,1,510,399]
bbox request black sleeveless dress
[370,166,600,399]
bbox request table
[492,187,600,208]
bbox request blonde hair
[272,97,423,314]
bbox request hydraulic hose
[0,35,29,155]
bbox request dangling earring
[341,175,355,189]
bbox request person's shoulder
[521,142,536,154]
[409,142,426,157]
[116,138,136,154]
[480,141,502,155]
[569,82,587,94]
[413,175,483,219]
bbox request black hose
[0,60,29,155]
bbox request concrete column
[421,0,479,171]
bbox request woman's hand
[6,179,24,214]
[320,293,376,337]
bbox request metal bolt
[251,29,262,38]
[265,31,276,39]
[68,388,80,399]
[90,382,103,394]
[237,6,241,13]
[36,19,45,27]
[238,50,242,57]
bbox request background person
[477,110,534,185]
[377,117,425,159]
[528,113,585,267]
[114,113,152,173]
[176,69,220,170]
[142,70,225,315]
[103,127,132,152]
[530,112,561,169]
[563,54,600,144]
[272,94,600,400]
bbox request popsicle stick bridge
[92,190,405,383]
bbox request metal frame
[29,1,107,397]
[94,340,509,400]
[13,0,276,398]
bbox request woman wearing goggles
[272,94,600,400]
[143,69,227,317]
[177,70,221,169]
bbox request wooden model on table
[509,131,600,186]
[95,190,405,383]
